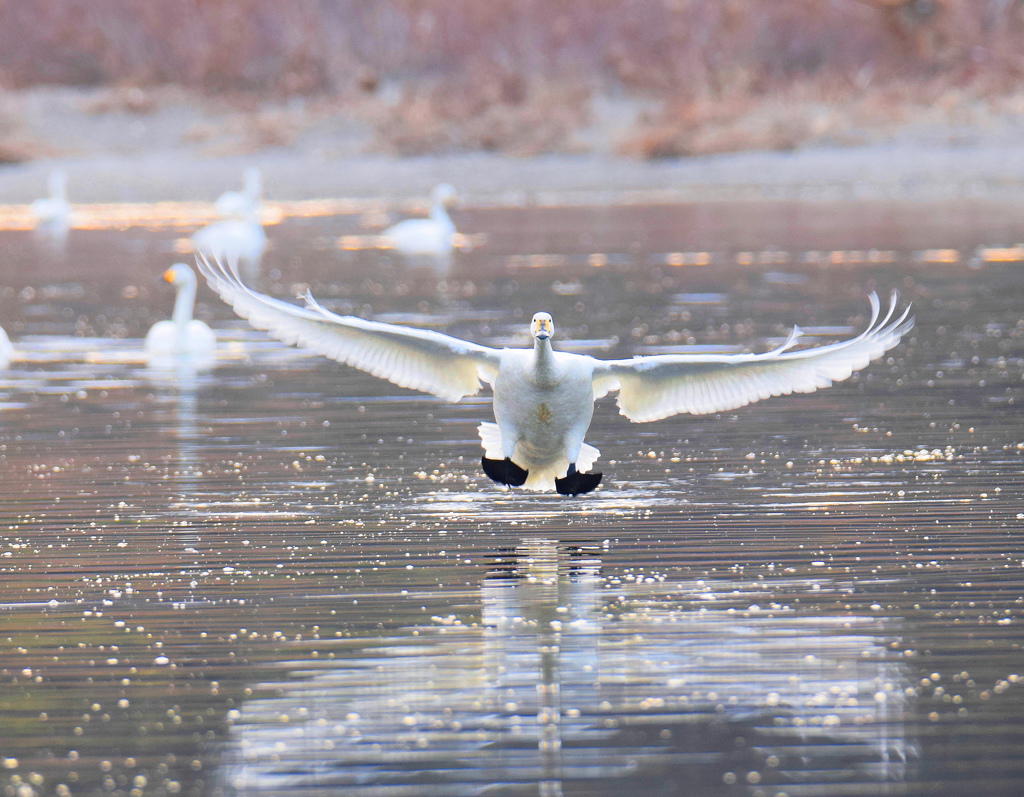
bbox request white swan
[191,215,266,274]
[214,167,263,219]
[198,254,913,494]
[194,170,266,275]
[145,263,217,358]
[381,184,457,258]
[0,325,12,368]
[30,170,72,228]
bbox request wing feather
[594,292,913,422]
[197,254,500,401]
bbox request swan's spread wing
[592,293,913,422]
[198,254,500,401]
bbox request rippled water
[1,199,1023,796]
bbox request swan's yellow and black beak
[531,313,554,341]
[162,268,176,284]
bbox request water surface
[1,199,1023,796]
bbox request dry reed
[0,0,1022,157]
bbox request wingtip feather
[610,292,913,422]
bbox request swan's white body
[145,264,217,358]
[214,167,263,219]
[191,217,266,267]
[382,184,457,257]
[483,346,603,489]
[30,170,72,228]
[199,254,913,493]
[194,169,266,274]
[0,326,12,368]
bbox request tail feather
[576,441,601,474]
[478,422,504,460]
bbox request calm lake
[1,197,1023,796]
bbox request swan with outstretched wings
[198,254,913,495]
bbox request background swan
[214,167,263,219]
[0,325,12,368]
[30,170,72,228]
[381,183,457,258]
[199,254,913,495]
[193,169,266,276]
[145,263,217,358]
[191,212,266,279]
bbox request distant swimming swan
[0,325,12,368]
[193,168,267,276]
[199,254,913,495]
[191,215,266,272]
[214,167,263,219]
[145,263,217,358]
[382,184,457,258]
[30,170,72,228]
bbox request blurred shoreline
[6,2,1024,208]
[3,84,1024,208]
[4,140,1024,208]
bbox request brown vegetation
[0,0,1023,157]
[182,105,307,155]
[618,77,1009,158]
[371,67,591,156]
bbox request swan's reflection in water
[32,218,70,258]
[225,539,915,795]
[144,358,207,548]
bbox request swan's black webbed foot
[555,464,602,496]
[482,456,529,487]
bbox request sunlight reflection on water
[226,539,913,796]
[1,199,1023,795]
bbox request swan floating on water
[191,215,266,275]
[199,254,913,495]
[145,264,217,358]
[381,184,457,259]
[0,325,13,368]
[214,167,263,219]
[31,170,72,228]
[192,169,266,276]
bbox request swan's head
[431,183,458,207]
[531,312,554,341]
[163,263,196,288]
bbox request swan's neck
[429,199,453,229]
[172,280,196,328]
[532,338,556,381]
[48,171,67,200]
[245,170,262,200]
